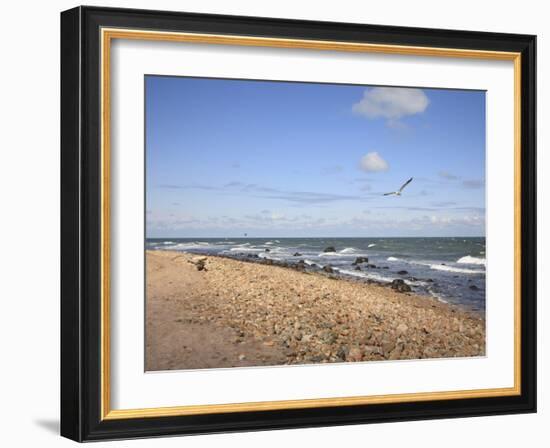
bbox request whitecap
[165,243,200,250]
[318,252,341,257]
[319,251,368,258]
[339,247,357,254]
[457,255,486,266]
[367,243,376,248]
[229,247,262,252]
[387,256,400,262]
[430,264,484,274]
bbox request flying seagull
[383,177,413,196]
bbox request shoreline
[168,247,483,315]
[146,249,485,371]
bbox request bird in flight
[383,177,413,196]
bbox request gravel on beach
[145,250,485,371]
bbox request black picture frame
[61,5,536,442]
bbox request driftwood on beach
[145,250,485,371]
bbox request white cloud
[352,87,429,124]
[359,152,389,172]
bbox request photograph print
[145,76,486,371]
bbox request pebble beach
[145,249,485,371]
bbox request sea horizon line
[146,235,486,239]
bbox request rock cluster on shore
[215,251,421,293]
[146,251,486,370]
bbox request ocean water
[146,237,486,314]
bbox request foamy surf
[429,264,484,274]
[318,251,367,257]
[457,255,486,265]
[229,246,262,252]
[339,247,357,254]
[147,236,485,313]
[429,290,448,304]
[338,269,392,283]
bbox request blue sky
[145,76,485,238]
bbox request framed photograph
[60,6,536,442]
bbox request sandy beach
[145,249,485,371]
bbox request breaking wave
[429,264,484,274]
[457,255,486,266]
[339,247,357,254]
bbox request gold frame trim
[100,28,522,421]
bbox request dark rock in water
[426,278,434,283]
[323,265,334,273]
[469,285,480,291]
[408,276,418,282]
[354,266,361,271]
[352,256,369,265]
[293,252,302,257]
[391,279,411,293]
[323,246,336,253]
[367,264,377,269]
[382,266,389,270]
[265,248,270,252]
[397,270,408,275]
[247,253,259,259]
